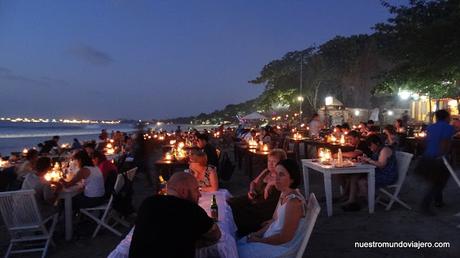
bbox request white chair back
[296,193,321,258]
[0,190,42,231]
[106,173,125,210]
[394,151,413,187]
[125,167,137,182]
[443,156,460,188]
[113,173,125,195]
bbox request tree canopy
[374,0,460,97]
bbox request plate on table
[333,160,356,168]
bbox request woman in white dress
[238,159,307,258]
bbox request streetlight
[325,96,333,106]
[398,90,411,100]
[297,96,304,124]
[299,54,304,124]
[325,96,333,128]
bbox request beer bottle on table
[158,176,167,195]
[210,194,218,222]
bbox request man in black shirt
[196,133,219,167]
[39,136,60,154]
[336,130,371,208]
[342,130,372,158]
[129,172,221,258]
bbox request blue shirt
[424,121,455,158]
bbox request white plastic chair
[0,189,58,258]
[80,168,137,238]
[125,167,137,182]
[296,193,321,258]
[442,157,460,228]
[376,151,413,211]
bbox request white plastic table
[301,159,375,217]
[58,185,82,241]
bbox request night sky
[0,0,405,120]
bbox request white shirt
[243,133,254,142]
[22,173,41,191]
[83,166,105,198]
[309,120,322,137]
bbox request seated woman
[61,150,106,210]
[22,157,60,218]
[342,134,397,211]
[258,127,272,146]
[91,151,118,199]
[188,151,219,192]
[383,124,399,149]
[238,159,306,258]
[228,149,286,236]
[394,119,406,133]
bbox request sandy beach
[1,143,459,258]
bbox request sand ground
[1,146,459,258]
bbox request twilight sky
[0,0,404,120]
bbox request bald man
[129,172,221,258]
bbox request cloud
[0,66,68,87]
[69,45,114,65]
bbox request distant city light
[0,116,120,124]
[387,110,394,116]
[354,110,360,116]
[297,96,304,102]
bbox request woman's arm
[341,149,363,159]
[248,169,268,198]
[200,168,219,192]
[365,147,391,169]
[263,181,276,200]
[61,167,90,187]
[249,199,303,244]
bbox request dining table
[107,190,239,258]
[58,184,83,241]
[301,159,375,217]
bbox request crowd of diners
[0,136,127,217]
[2,109,460,258]
[128,110,459,258]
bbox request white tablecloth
[108,189,239,258]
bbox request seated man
[342,130,371,158]
[335,130,371,200]
[15,149,39,179]
[129,172,221,258]
[22,157,59,218]
[39,135,60,154]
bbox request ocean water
[0,122,220,156]
[0,121,136,155]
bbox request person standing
[196,133,219,167]
[308,114,322,138]
[416,110,455,215]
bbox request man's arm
[196,223,221,248]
